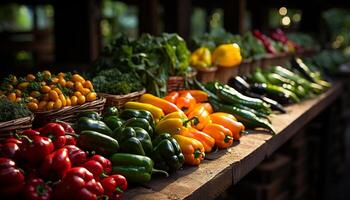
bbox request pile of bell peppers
[0,118,128,200]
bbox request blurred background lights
[281,16,291,26]
[279,7,288,16]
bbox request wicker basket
[0,114,34,135]
[238,59,252,76]
[33,97,106,126]
[215,65,239,84]
[167,71,197,92]
[196,67,217,83]
[98,89,146,109]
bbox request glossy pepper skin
[39,123,66,149]
[124,102,164,122]
[164,91,179,104]
[0,158,25,197]
[155,117,193,135]
[53,167,104,200]
[119,109,155,129]
[182,127,215,153]
[181,90,208,103]
[56,121,75,134]
[77,111,102,121]
[20,135,54,168]
[175,92,197,111]
[64,145,87,167]
[123,117,154,138]
[101,174,127,200]
[83,155,112,180]
[173,135,205,166]
[76,117,113,136]
[110,153,168,183]
[139,93,180,115]
[133,127,153,156]
[112,127,147,156]
[40,147,71,180]
[210,113,245,140]
[22,177,52,200]
[64,135,77,145]
[187,103,211,130]
[77,130,119,156]
[103,116,124,131]
[103,106,119,118]
[151,133,185,172]
[0,137,22,159]
[203,124,233,149]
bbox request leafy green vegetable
[92,68,143,95]
[0,97,31,122]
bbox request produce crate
[215,66,239,84]
[196,66,217,83]
[0,114,34,138]
[33,97,106,126]
[98,89,146,109]
[167,71,197,92]
[238,59,252,76]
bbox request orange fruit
[46,101,54,110]
[72,74,85,83]
[86,92,97,102]
[77,95,86,105]
[7,93,16,102]
[27,102,38,111]
[49,90,59,101]
[26,74,36,81]
[38,101,48,110]
[41,86,51,93]
[53,99,62,109]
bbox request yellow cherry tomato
[26,74,36,81]
[81,88,90,96]
[46,101,54,110]
[77,95,86,105]
[59,94,67,107]
[75,82,84,93]
[30,91,41,98]
[41,86,51,93]
[38,101,48,110]
[83,80,93,90]
[53,99,62,110]
[17,82,29,90]
[86,92,97,102]
[14,89,21,97]
[66,81,74,88]
[53,88,62,95]
[49,90,59,101]
[66,96,71,106]
[59,78,66,87]
[51,77,59,84]
[41,93,50,101]
[7,93,16,102]
[72,74,85,83]
[15,97,22,103]
[73,91,82,97]
[27,102,38,111]
[70,96,78,106]
[42,70,51,80]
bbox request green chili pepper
[76,117,112,136]
[77,130,119,156]
[110,153,168,183]
[151,133,185,172]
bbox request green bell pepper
[103,106,119,117]
[134,127,153,156]
[77,111,102,120]
[76,117,112,136]
[123,117,154,138]
[151,133,185,172]
[103,116,124,131]
[77,130,119,156]
[110,153,168,183]
[119,109,155,129]
[112,127,149,156]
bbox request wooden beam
[139,0,159,35]
[53,0,101,70]
[223,0,241,33]
[163,0,191,40]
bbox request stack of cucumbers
[192,79,276,133]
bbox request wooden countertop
[124,82,343,200]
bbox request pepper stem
[115,187,124,194]
[152,168,169,177]
[18,134,33,143]
[194,149,202,159]
[65,133,80,138]
[183,117,199,127]
[224,135,233,143]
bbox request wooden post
[249,1,269,31]
[223,0,244,34]
[139,0,159,35]
[163,0,191,40]
[54,0,101,70]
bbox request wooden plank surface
[125,82,343,200]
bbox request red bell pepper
[83,155,112,180]
[65,145,87,166]
[90,155,112,175]
[40,147,71,180]
[53,167,104,200]
[20,135,54,167]
[64,135,77,145]
[56,121,75,134]
[22,177,52,200]
[22,129,41,137]
[0,137,22,159]
[0,157,25,197]
[39,123,66,149]
[101,174,128,200]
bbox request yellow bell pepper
[190,47,212,69]
[139,93,180,115]
[173,134,205,166]
[212,43,242,67]
[124,101,164,121]
[162,111,188,120]
[155,116,195,135]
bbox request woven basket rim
[196,66,218,73]
[168,70,197,79]
[97,88,146,100]
[34,97,106,115]
[0,114,34,129]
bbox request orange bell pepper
[173,135,205,166]
[202,123,233,149]
[179,90,208,103]
[175,92,196,111]
[140,93,180,115]
[181,127,215,153]
[201,103,213,114]
[187,104,211,130]
[164,92,179,104]
[210,113,245,140]
[209,112,237,121]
